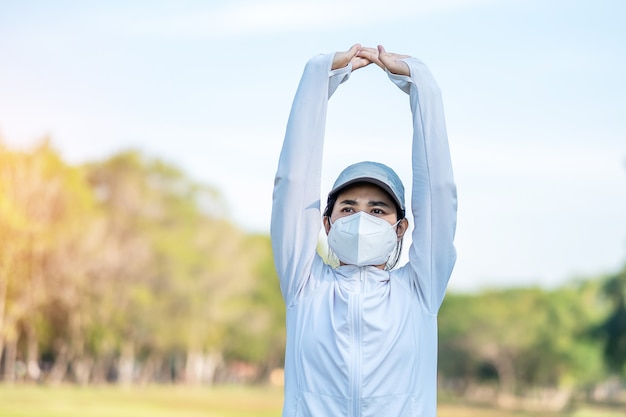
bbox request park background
[1,0,625,415]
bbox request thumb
[348,43,362,57]
[377,45,389,65]
[332,43,362,70]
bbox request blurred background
[0,0,625,414]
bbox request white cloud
[452,138,625,182]
[126,0,496,38]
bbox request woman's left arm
[383,49,457,314]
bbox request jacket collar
[335,264,390,282]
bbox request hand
[332,44,372,71]
[357,45,410,76]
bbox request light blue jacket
[271,52,457,417]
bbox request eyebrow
[338,199,391,207]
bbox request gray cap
[328,161,405,213]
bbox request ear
[396,218,409,240]
[323,216,331,235]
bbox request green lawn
[0,385,283,417]
[0,385,623,417]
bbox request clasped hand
[331,44,410,76]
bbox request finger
[332,43,362,70]
[351,56,372,70]
[378,45,410,75]
[357,46,379,59]
[347,43,362,58]
[338,43,361,65]
[378,45,409,57]
[377,44,392,67]
[358,46,378,54]
[357,47,384,70]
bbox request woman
[271,44,457,417]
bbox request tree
[594,264,626,375]
[0,140,97,383]
[221,234,285,379]
[85,150,257,384]
[439,288,549,395]
[439,283,606,404]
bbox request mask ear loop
[391,219,402,238]
[324,216,339,267]
[386,218,407,270]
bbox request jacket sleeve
[389,58,457,314]
[271,53,352,306]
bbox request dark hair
[324,182,405,219]
[323,182,406,270]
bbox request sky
[0,0,625,292]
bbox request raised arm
[379,46,457,313]
[271,46,365,305]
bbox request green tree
[221,234,285,379]
[594,264,626,376]
[85,150,257,384]
[439,283,606,401]
[0,141,290,386]
[0,140,97,383]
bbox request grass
[0,385,624,417]
[0,385,282,417]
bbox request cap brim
[329,177,404,214]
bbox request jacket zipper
[350,268,366,417]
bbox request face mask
[327,211,399,267]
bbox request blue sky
[1,0,625,291]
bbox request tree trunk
[185,349,202,385]
[480,344,518,408]
[0,272,7,377]
[89,355,109,384]
[202,353,221,385]
[72,356,94,386]
[25,321,41,381]
[137,353,161,384]
[117,341,135,385]
[0,338,3,379]
[493,352,518,409]
[184,350,222,385]
[2,336,17,383]
[48,340,70,384]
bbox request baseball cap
[328,161,405,213]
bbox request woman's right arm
[271,52,353,305]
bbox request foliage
[0,140,98,383]
[439,281,609,395]
[592,265,626,375]
[0,138,625,402]
[0,141,284,385]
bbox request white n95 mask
[327,211,399,267]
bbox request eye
[340,207,355,213]
[371,208,386,215]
